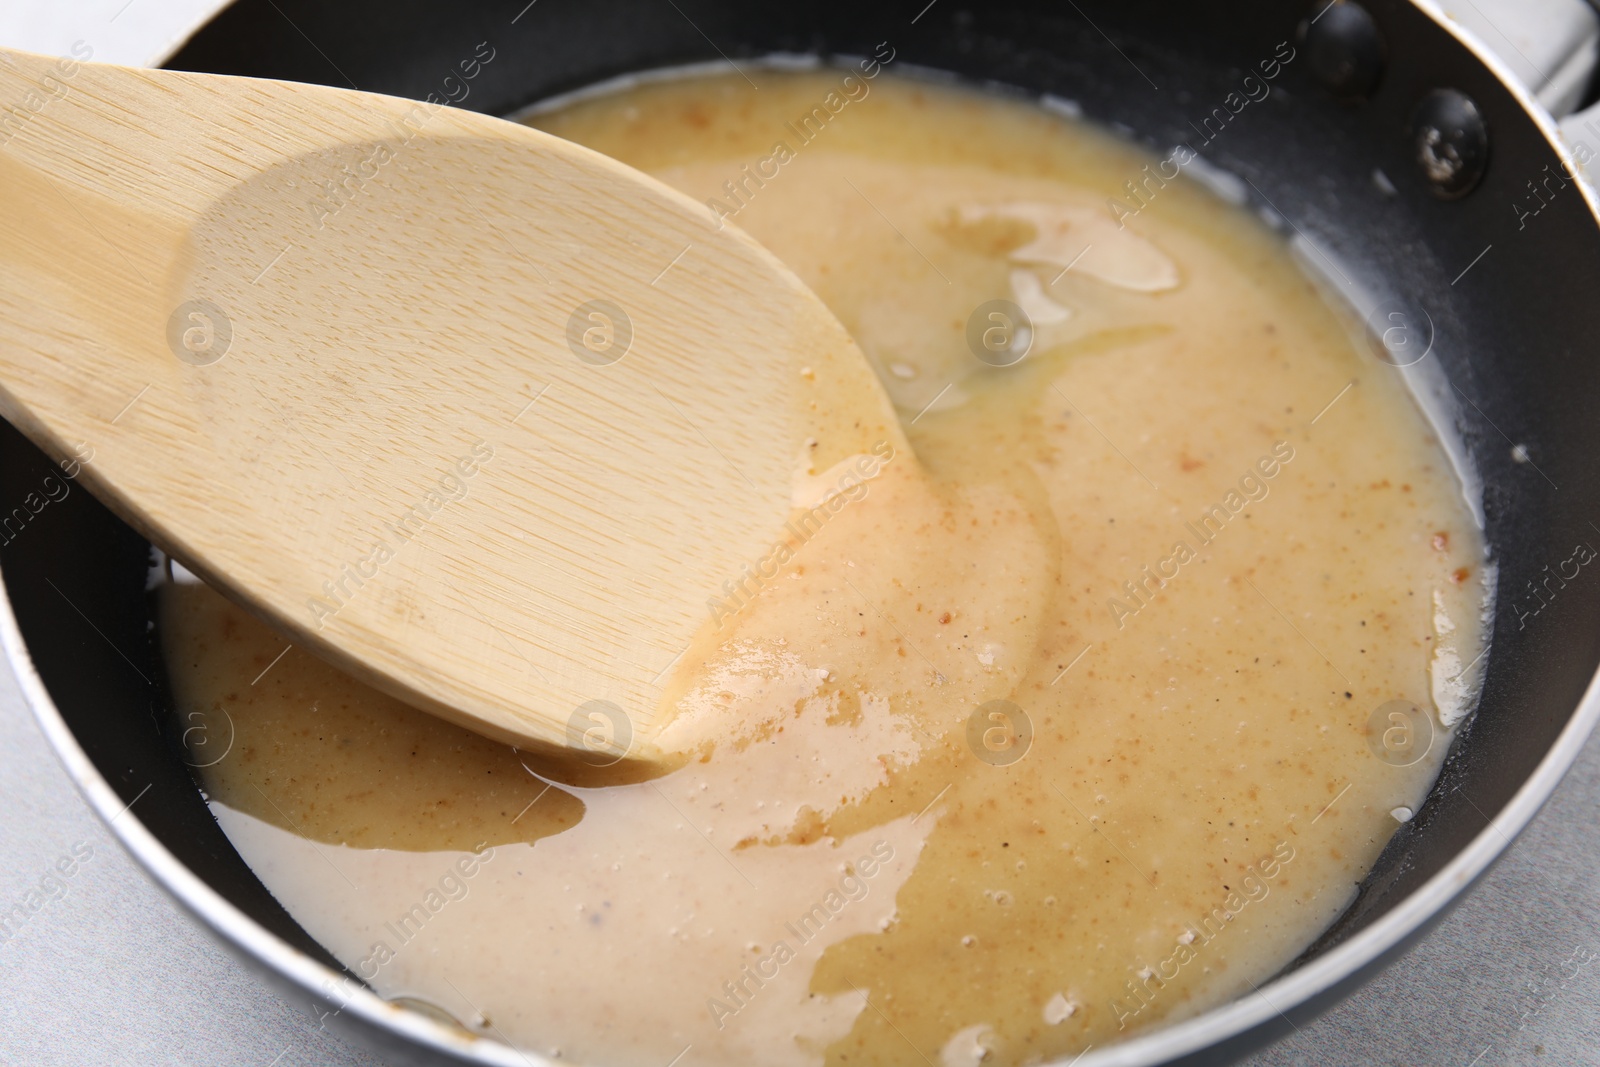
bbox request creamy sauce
[159,70,1490,1065]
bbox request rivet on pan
[1411,89,1489,200]
[1305,1,1386,102]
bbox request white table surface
[0,1,1597,1065]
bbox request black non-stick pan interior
[5,0,1598,1061]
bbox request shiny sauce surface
[160,69,1489,1067]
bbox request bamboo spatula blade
[0,49,908,759]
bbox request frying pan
[6,0,1599,1064]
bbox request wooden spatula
[0,48,908,761]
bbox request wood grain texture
[0,48,908,759]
